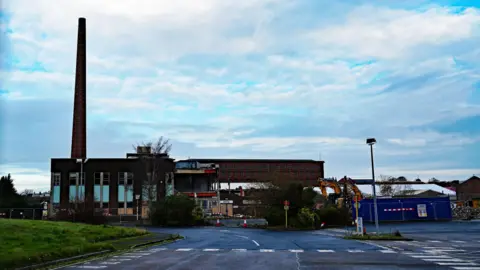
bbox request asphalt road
[61,225,473,270]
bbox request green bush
[315,207,351,227]
[265,207,285,226]
[297,207,317,228]
[151,194,200,226]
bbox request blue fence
[352,197,452,222]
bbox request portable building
[352,197,452,222]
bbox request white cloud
[2,1,480,191]
[308,6,480,59]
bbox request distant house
[456,176,480,202]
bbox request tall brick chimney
[71,17,87,159]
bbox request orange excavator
[318,178,343,207]
[318,177,363,208]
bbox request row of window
[52,172,134,186]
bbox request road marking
[203,249,220,252]
[422,258,466,262]
[410,255,451,258]
[379,250,396,253]
[232,249,247,252]
[452,267,480,270]
[452,240,467,243]
[114,255,141,258]
[436,262,478,266]
[99,261,121,265]
[75,266,107,269]
[260,249,274,252]
[346,249,364,253]
[176,248,193,251]
[252,240,260,246]
[220,230,230,232]
[317,250,335,253]
[289,249,304,253]
[427,240,441,243]
[150,248,167,252]
[130,252,151,255]
[425,249,466,253]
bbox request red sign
[284,200,290,206]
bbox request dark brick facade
[71,17,87,159]
[50,157,175,212]
[191,159,324,186]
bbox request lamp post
[366,138,379,233]
[135,194,140,221]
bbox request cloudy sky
[1,0,479,192]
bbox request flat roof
[187,158,324,163]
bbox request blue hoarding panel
[352,197,452,222]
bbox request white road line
[260,249,274,252]
[452,267,480,270]
[452,240,467,243]
[425,249,466,253]
[203,249,220,252]
[114,255,142,258]
[130,253,152,255]
[252,240,260,246]
[176,248,193,251]
[380,250,396,253]
[410,255,451,258]
[347,249,364,253]
[436,262,478,266]
[317,250,335,253]
[232,249,247,252]
[150,248,167,252]
[427,240,441,243]
[422,258,466,262]
[289,249,304,253]
[111,258,132,261]
[75,266,107,269]
[99,261,121,265]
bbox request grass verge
[45,234,183,270]
[0,219,151,269]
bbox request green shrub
[151,194,201,226]
[315,207,351,227]
[265,207,285,226]
[297,207,317,228]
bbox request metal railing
[0,208,46,220]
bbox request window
[119,172,125,185]
[94,202,101,208]
[103,173,110,185]
[102,202,109,209]
[118,202,125,208]
[69,173,77,185]
[94,172,101,185]
[52,173,61,186]
[126,202,133,208]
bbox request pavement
[60,221,480,270]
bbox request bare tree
[133,137,173,220]
[379,175,415,197]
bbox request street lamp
[366,138,379,233]
[135,194,141,221]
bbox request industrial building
[48,17,326,218]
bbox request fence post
[32,209,35,220]
[9,209,12,219]
[401,201,405,221]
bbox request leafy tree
[0,174,27,208]
[151,194,197,226]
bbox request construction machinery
[318,177,363,208]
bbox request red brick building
[191,159,324,186]
[457,176,480,201]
